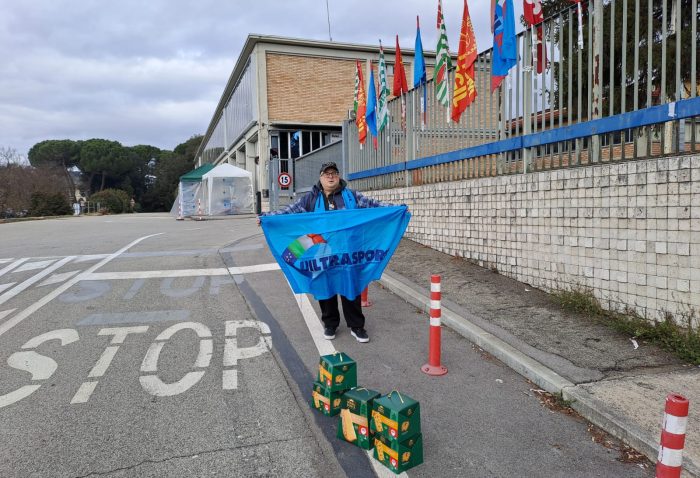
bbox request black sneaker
[323,327,336,340]
[351,328,369,343]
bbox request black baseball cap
[319,162,339,174]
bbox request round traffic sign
[278,172,292,187]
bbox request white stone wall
[370,155,700,324]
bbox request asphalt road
[0,213,653,477]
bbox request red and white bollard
[176,200,184,221]
[195,198,205,221]
[361,286,373,307]
[421,274,447,376]
[657,393,689,478]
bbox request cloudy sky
[1,0,524,158]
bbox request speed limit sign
[278,172,292,187]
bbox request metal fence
[293,140,344,193]
[344,0,700,191]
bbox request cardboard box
[318,352,357,392]
[337,387,381,449]
[310,381,344,416]
[373,432,423,474]
[370,391,421,442]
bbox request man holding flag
[259,162,409,343]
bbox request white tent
[201,163,254,215]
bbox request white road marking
[222,369,238,390]
[72,327,150,404]
[87,346,120,378]
[0,258,14,265]
[0,258,29,279]
[83,263,280,280]
[74,254,108,263]
[7,351,57,380]
[0,256,75,306]
[139,322,213,397]
[98,326,149,344]
[223,321,272,367]
[14,259,57,273]
[1,328,80,409]
[290,285,408,478]
[70,382,98,404]
[0,283,16,294]
[0,309,16,321]
[0,233,163,338]
[37,270,81,287]
[85,269,227,280]
[293,293,336,356]
[0,385,41,408]
[140,342,165,373]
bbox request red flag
[392,35,409,130]
[523,0,547,74]
[355,60,367,146]
[392,35,408,97]
[451,0,478,123]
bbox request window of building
[290,131,300,159]
[279,131,289,158]
[302,131,311,155]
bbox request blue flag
[414,16,427,129]
[260,206,411,300]
[366,67,378,139]
[491,0,517,91]
[413,16,426,88]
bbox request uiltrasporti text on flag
[260,206,411,300]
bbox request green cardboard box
[310,381,344,416]
[370,391,421,443]
[336,387,381,449]
[318,352,357,393]
[373,432,423,474]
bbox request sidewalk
[382,239,699,478]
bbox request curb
[379,270,699,478]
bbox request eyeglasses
[321,171,339,178]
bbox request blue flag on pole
[414,16,427,129]
[366,67,378,139]
[413,16,426,88]
[260,206,411,300]
[491,0,517,91]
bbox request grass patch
[553,287,700,365]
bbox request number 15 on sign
[278,172,291,188]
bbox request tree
[0,146,25,166]
[79,139,132,193]
[140,135,201,212]
[542,0,697,116]
[27,139,81,194]
[123,144,161,204]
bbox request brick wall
[266,53,356,124]
[369,155,700,324]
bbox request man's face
[319,169,340,191]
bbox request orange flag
[451,0,478,123]
[355,60,368,146]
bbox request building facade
[195,34,436,210]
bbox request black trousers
[319,294,365,329]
